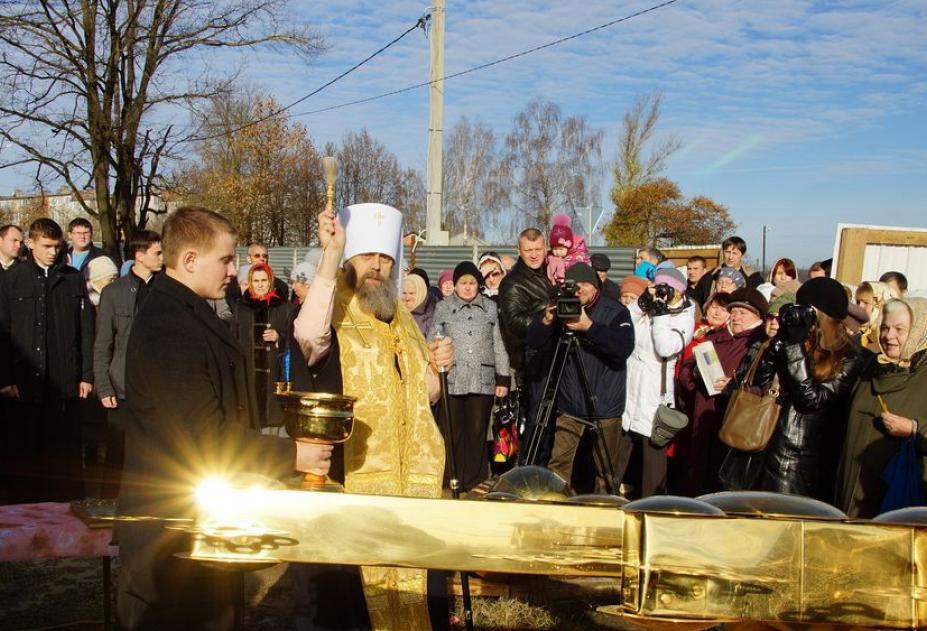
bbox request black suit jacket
[119,273,294,520]
[0,257,94,401]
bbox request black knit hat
[726,287,769,318]
[409,267,430,286]
[797,277,848,320]
[565,262,599,287]
[590,253,611,272]
[453,261,484,288]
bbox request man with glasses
[66,217,105,275]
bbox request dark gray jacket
[93,271,150,399]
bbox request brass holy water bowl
[275,383,355,491]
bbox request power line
[293,0,681,118]
[186,15,429,143]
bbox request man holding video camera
[525,263,635,492]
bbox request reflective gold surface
[566,494,629,507]
[274,387,356,444]
[697,491,847,520]
[623,495,725,516]
[191,486,624,576]
[489,466,571,501]
[191,481,927,629]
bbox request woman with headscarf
[402,272,437,336]
[233,262,294,431]
[719,279,865,498]
[836,297,927,518]
[428,261,510,491]
[854,280,898,351]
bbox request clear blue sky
[2,0,925,266]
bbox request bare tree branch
[0,0,325,257]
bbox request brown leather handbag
[718,341,781,453]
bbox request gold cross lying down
[187,479,927,630]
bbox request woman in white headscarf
[836,298,927,517]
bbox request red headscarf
[246,262,279,305]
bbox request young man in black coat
[116,207,332,630]
[0,218,94,504]
[526,263,635,492]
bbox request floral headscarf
[877,298,927,368]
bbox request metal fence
[239,245,637,287]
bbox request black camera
[637,283,676,315]
[779,303,817,330]
[552,279,582,319]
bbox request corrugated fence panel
[237,246,637,288]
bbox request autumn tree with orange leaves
[604,93,734,247]
[603,177,735,247]
[176,93,325,246]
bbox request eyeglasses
[483,270,502,279]
[251,253,268,260]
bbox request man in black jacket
[590,253,620,302]
[93,229,162,497]
[117,207,331,630]
[497,228,554,465]
[0,218,94,503]
[526,263,635,492]
[0,223,24,273]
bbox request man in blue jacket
[526,263,635,493]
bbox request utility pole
[425,0,449,245]
[761,225,770,277]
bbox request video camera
[550,279,582,319]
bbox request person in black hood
[498,228,554,465]
[233,261,293,430]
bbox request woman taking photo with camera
[720,278,864,499]
[837,297,927,517]
[620,268,695,498]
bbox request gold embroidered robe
[332,275,445,630]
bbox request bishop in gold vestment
[295,203,452,630]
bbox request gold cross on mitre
[374,208,385,225]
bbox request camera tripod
[521,330,619,495]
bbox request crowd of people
[1,208,926,630]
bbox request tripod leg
[522,335,571,467]
[569,336,619,495]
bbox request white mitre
[340,203,404,285]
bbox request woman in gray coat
[428,261,510,491]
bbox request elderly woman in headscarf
[854,280,898,351]
[402,271,437,336]
[233,262,293,430]
[836,298,927,518]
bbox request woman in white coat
[618,267,695,498]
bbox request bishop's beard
[346,263,397,322]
